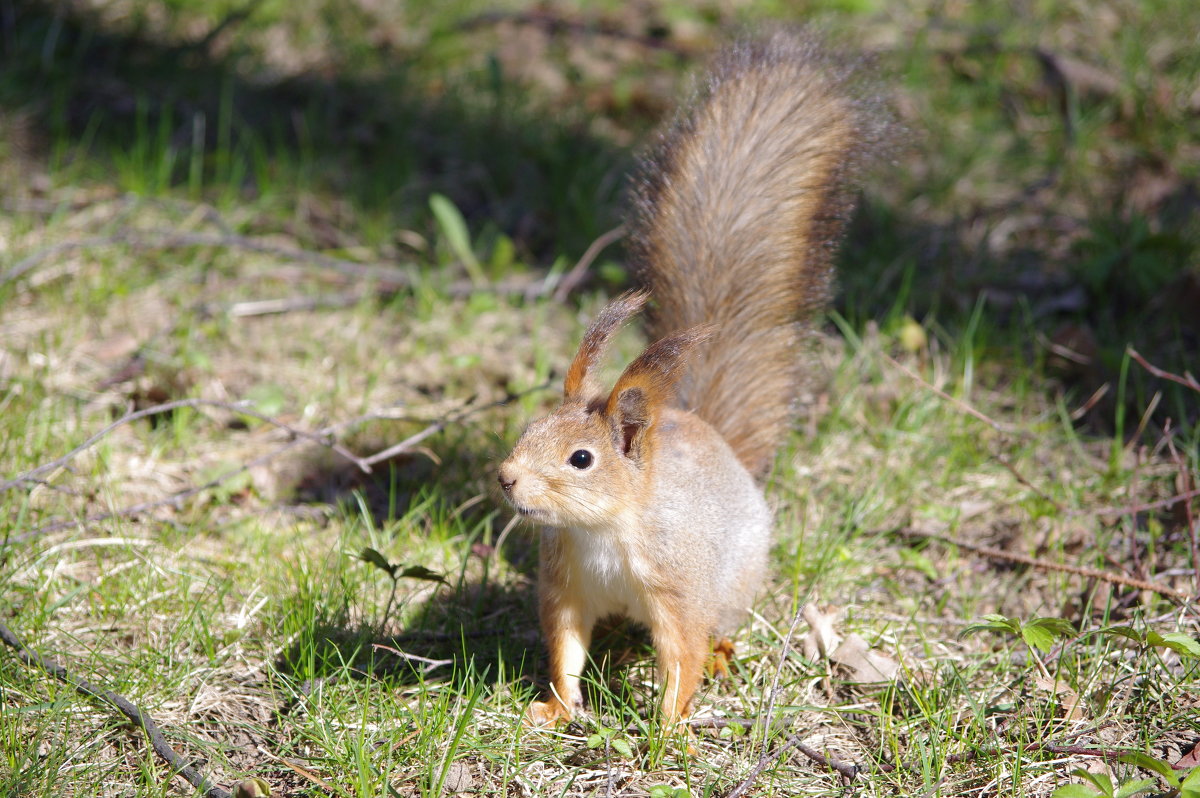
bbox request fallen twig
[3,228,565,301]
[727,734,859,796]
[3,230,414,287]
[1070,487,1200,519]
[884,354,1022,436]
[1128,347,1200,394]
[225,292,368,318]
[1,398,368,494]
[552,225,626,302]
[898,527,1192,602]
[458,10,690,54]
[0,621,231,798]
[5,384,549,545]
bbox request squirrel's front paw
[524,698,574,727]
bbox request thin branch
[992,452,1063,511]
[897,527,1192,602]
[1128,347,1200,394]
[726,734,803,798]
[225,292,368,318]
[1070,487,1200,519]
[3,230,414,287]
[759,600,806,761]
[3,229,555,299]
[6,435,313,543]
[552,225,626,302]
[1,397,368,494]
[727,734,859,796]
[6,384,549,544]
[792,739,860,780]
[883,354,1022,436]
[457,10,690,54]
[0,621,231,798]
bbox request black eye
[569,450,593,469]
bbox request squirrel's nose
[498,467,516,493]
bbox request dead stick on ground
[1070,487,1200,519]
[898,528,1192,602]
[3,229,556,299]
[552,225,626,302]
[884,354,1023,436]
[3,231,414,287]
[758,599,807,763]
[1,398,369,493]
[728,735,859,796]
[1128,346,1200,394]
[0,621,231,798]
[5,384,549,544]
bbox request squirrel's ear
[605,326,712,457]
[563,291,649,402]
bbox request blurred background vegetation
[2,0,1197,436]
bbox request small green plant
[357,546,446,624]
[1096,626,1200,658]
[429,193,487,287]
[648,785,692,798]
[1050,768,1155,798]
[962,614,1076,655]
[587,725,634,759]
[1120,752,1200,798]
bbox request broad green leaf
[430,193,485,286]
[397,565,448,585]
[1022,617,1074,652]
[1180,768,1200,798]
[610,738,633,758]
[1120,752,1177,781]
[1021,623,1057,653]
[963,614,1020,638]
[586,733,604,749]
[1096,625,1143,644]
[1113,779,1157,798]
[357,547,396,577]
[1077,768,1114,796]
[1146,631,1200,657]
[1052,785,1102,798]
[1027,617,1076,637]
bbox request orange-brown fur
[499,31,886,731]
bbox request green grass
[2,0,1199,796]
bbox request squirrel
[498,31,887,727]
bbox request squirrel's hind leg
[709,637,736,680]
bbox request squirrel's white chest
[566,528,651,625]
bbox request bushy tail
[628,31,888,477]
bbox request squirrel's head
[498,291,710,530]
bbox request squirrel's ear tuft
[563,291,650,402]
[604,325,713,456]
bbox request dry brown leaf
[802,603,842,661]
[1174,740,1200,769]
[443,760,475,794]
[830,633,900,683]
[1032,674,1085,721]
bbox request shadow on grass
[271,572,658,720]
[4,0,1195,432]
[0,0,629,258]
[273,578,540,696]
